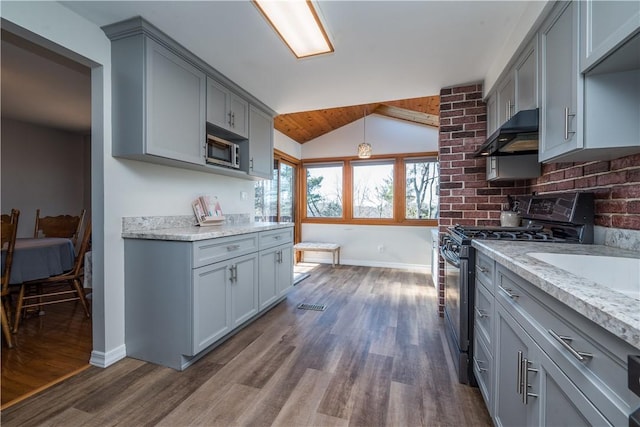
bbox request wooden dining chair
[14,220,92,333]
[34,209,86,245]
[1,209,20,348]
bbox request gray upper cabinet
[206,78,249,139]
[104,17,276,179]
[248,105,275,179]
[539,1,583,162]
[485,94,498,136]
[580,0,640,73]
[110,34,206,165]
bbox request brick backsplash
[526,153,640,230]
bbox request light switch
[240,191,247,200]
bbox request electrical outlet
[240,191,247,201]
[378,245,384,253]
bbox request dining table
[1,237,75,284]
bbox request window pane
[306,165,343,217]
[279,163,294,222]
[255,161,278,222]
[353,162,394,218]
[405,160,439,219]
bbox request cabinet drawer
[474,280,494,350]
[473,334,493,417]
[259,228,293,250]
[192,233,259,268]
[475,251,494,292]
[496,265,640,426]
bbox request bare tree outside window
[306,164,343,217]
[353,162,394,218]
[405,159,439,219]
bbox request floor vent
[297,303,326,311]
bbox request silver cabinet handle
[474,358,487,374]
[231,112,235,128]
[499,285,519,299]
[474,306,487,319]
[564,107,576,141]
[523,358,538,404]
[228,111,233,127]
[517,351,524,394]
[477,265,488,273]
[250,158,254,171]
[274,235,281,240]
[548,329,593,362]
[226,244,240,252]
[229,265,237,282]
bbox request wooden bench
[294,242,341,267]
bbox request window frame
[302,152,438,226]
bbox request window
[352,160,394,218]
[305,163,343,218]
[405,158,439,220]
[255,156,297,223]
[303,153,438,226]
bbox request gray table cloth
[1,237,75,284]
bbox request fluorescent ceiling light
[254,0,334,58]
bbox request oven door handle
[440,245,460,268]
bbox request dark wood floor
[0,264,491,426]
[1,296,92,407]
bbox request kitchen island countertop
[122,221,293,242]
[472,240,640,350]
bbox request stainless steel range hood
[474,108,539,157]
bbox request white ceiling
[2,1,540,133]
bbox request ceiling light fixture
[358,108,372,159]
[253,0,334,59]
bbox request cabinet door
[494,304,537,427]
[497,76,516,126]
[146,39,206,165]
[206,78,231,131]
[277,244,293,297]
[230,253,259,328]
[539,1,583,162]
[486,94,498,136]
[515,40,538,111]
[192,261,231,355]
[536,349,611,426]
[581,0,640,72]
[258,247,279,310]
[248,105,274,179]
[229,93,249,138]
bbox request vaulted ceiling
[275,95,440,143]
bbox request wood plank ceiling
[274,95,440,144]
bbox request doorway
[0,30,93,408]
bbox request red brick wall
[526,154,640,230]
[437,83,526,314]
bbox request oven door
[441,238,465,352]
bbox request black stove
[449,225,560,243]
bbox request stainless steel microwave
[206,134,239,169]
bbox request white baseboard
[90,344,127,368]
[300,256,430,273]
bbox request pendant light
[357,108,372,159]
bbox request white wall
[1,119,90,237]
[274,130,301,160]
[302,114,438,158]
[301,223,433,272]
[1,1,255,367]
[300,114,438,271]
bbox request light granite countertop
[472,240,640,350]
[122,222,294,241]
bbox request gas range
[447,191,596,246]
[449,224,561,244]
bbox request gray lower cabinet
[124,228,292,371]
[110,34,206,165]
